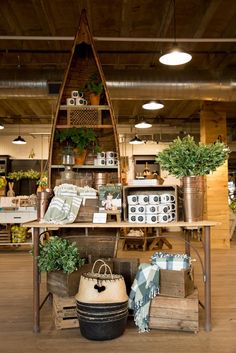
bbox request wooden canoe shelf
[48,9,120,187]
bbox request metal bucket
[37,190,53,221]
[182,176,205,222]
[94,172,108,190]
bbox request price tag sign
[93,212,107,224]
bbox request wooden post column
[200,102,230,249]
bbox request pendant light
[159,0,192,66]
[135,120,152,129]
[135,116,152,129]
[142,101,164,110]
[129,135,144,144]
[12,118,27,144]
[12,135,27,145]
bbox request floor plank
[0,235,236,353]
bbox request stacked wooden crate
[53,294,79,330]
[149,268,199,333]
[0,225,11,243]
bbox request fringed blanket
[43,183,82,224]
[128,263,160,332]
[151,252,191,270]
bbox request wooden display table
[24,220,218,333]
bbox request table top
[23,220,219,229]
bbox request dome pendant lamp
[12,135,27,145]
[159,0,192,66]
[12,118,27,145]
[129,135,144,145]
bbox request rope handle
[91,259,106,274]
[97,263,113,279]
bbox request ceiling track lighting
[142,101,164,110]
[129,135,144,145]
[159,0,192,66]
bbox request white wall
[0,135,49,160]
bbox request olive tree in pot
[156,135,230,222]
[38,236,87,297]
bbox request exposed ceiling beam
[1,36,236,42]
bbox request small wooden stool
[106,210,121,222]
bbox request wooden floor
[1,235,236,353]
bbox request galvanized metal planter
[181,176,205,222]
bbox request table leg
[204,226,211,332]
[185,229,191,256]
[33,227,40,333]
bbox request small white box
[146,205,158,214]
[106,158,116,166]
[128,205,138,214]
[158,204,171,213]
[146,214,158,224]
[127,195,138,205]
[136,214,146,224]
[106,151,117,158]
[96,158,106,166]
[71,90,79,98]
[138,195,149,204]
[75,97,87,105]
[136,205,146,214]
[158,213,171,223]
[128,214,137,223]
[149,195,160,204]
[66,97,75,106]
[165,202,176,211]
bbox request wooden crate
[0,228,11,243]
[112,258,139,295]
[149,289,199,333]
[47,264,93,297]
[159,268,194,298]
[53,294,79,330]
[122,185,183,222]
[75,198,99,223]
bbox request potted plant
[38,235,86,297]
[85,73,103,105]
[55,127,100,165]
[36,172,48,192]
[156,135,230,221]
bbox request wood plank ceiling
[0,0,236,143]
